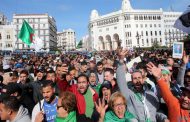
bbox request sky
[0,0,189,42]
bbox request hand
[95,99,108,119]
[182,51,189,65]
[117,48,128,60]
[34,111,44,122]
[61,64,68,73]
[146,62,162,81]
[164,119,170,122]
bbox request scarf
[135,93,151,122]
[104,110,136,122]
[83,87,94,118]
[55,111,76,122]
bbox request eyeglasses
[56,105,64,110]
[114,103,125,108]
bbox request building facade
[89,0,186,50]
[13,13,57,51]
[57,29,76,51]
[0,12,7,25]
[0,25,16,51]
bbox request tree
[151,40,160,50]
[77,40,83,49]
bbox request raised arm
[116,48,132,100]
[147,62,178,107]
[176,52,189,86]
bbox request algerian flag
[18,20,44,52]
[174,5,190,34]
[18,20,34,45]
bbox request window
[0,33,1,39]
[7,35,11,39]
[151,38,153,43]
[146,31,148,36]
[142,39,144,45]
[136,24,138,28]
[114,27,117,29]
[106,28,109,31]
[40,30,44,35]
[150,31,153,36]
[159,31,161,36]
[134,16,138,20]
[155,31,157,36]
[150,24,152,28]
[137,39,139,45]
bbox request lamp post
[136,32,141,50]
[169,31,172,47]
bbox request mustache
[135,82,142,85]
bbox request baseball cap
[100,80,112,89]
[36,67,45,73]
[46,67,54,73]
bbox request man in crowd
[32,80,58,122]
[79,61,89,76]
[18,69,30,84]
[116,49,168,122]
[89,71,101,94]
[104,68,119,93]
[68,74,98,118]
[0,96,30,122]
[2,82,35,117]
[147,62,190,121]
[56,64,69,92]
[96,61,104,84]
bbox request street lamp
[136,32,141,50]
[169,31,172,47]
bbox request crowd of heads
[0,47,190,121]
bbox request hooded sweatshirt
[7,105,31,122]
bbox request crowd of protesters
[0,47,190,122]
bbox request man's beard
[46,94,55,104]
[134,83,143,92]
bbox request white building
[0,25,16,51]
[13,13,57,51]
[57,29,76,51]
[82,35,91,51]
[0,12,7,25]
[89,0,186,50]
